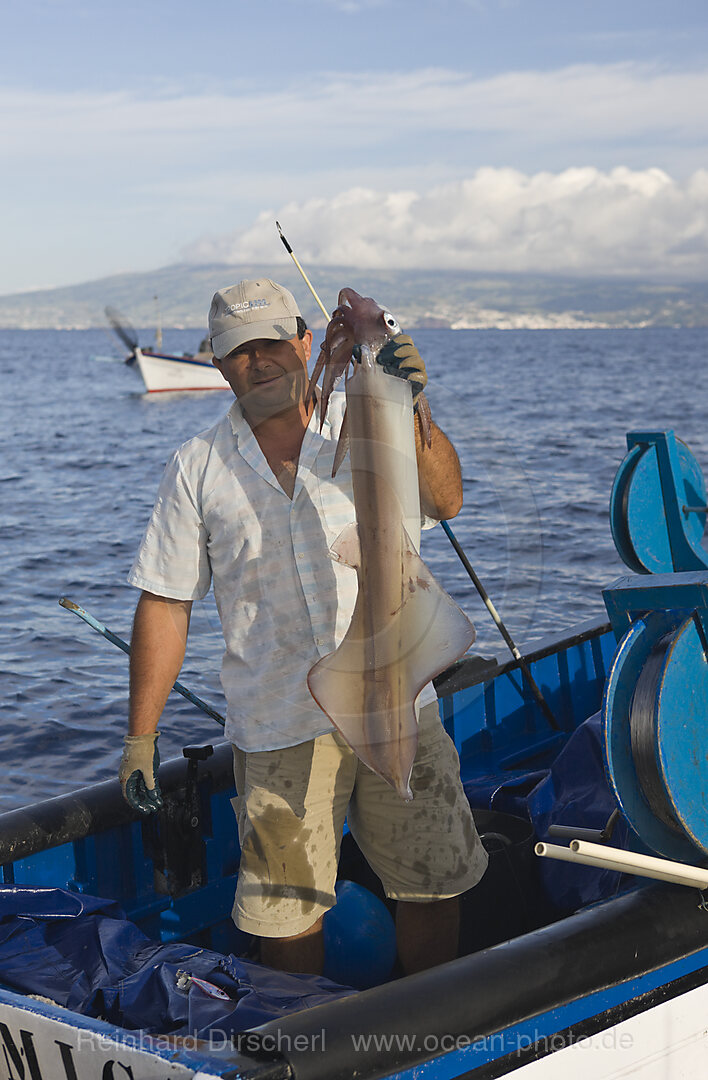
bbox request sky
[2,0,708,294]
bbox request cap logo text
[224,298,270,315]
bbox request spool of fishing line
[629,631,683,834]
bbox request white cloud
[3,60,708,291]
[3,62,708,161]
[182,167,708,278]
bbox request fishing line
[629,631,682,832]
[275,221,559,729]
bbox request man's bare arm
[375,334,463,520]
[128,591,193,735]
[414,417,463,521]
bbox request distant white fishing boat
[104,304,229,393]
[129,345,228,393]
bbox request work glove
[376,334,427,410]
[119,732,163,815]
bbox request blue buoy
[323,881,397,990]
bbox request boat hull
[0,989,214,1078]
[2,618,707,1077]
[133,348,229,393]
[2,880,706,1079]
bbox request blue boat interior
[0,616,630,1020]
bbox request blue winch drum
[603,608,708,863]
[610,437,707,574]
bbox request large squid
[306,289,475,799]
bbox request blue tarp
[464,712,633,913]
[0,886,354,1037]
[0,713,636,1029]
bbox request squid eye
[383,312,400,335]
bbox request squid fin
[307,534,475,800]
[330,521,360,567]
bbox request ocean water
[1,326,707,811]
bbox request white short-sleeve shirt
[128,393,437,751]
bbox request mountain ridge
[1,263,707,330]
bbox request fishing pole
[274,221,560,729]
[276,222,330,322]
[58,597,226,728]
[439,522,559,730]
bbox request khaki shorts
[231,702,488,937]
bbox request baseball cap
[209,279,302,360]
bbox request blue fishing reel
[610,430,708,573]
[602,572,708,864]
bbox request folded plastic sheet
[0,886,354,1037]
[464,712,633,914]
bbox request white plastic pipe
[535,840,708,889]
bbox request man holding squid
[119,279,487,976]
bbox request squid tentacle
[310,288,427,441]
[416,392,433,448]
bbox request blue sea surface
[1,327,707,810]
